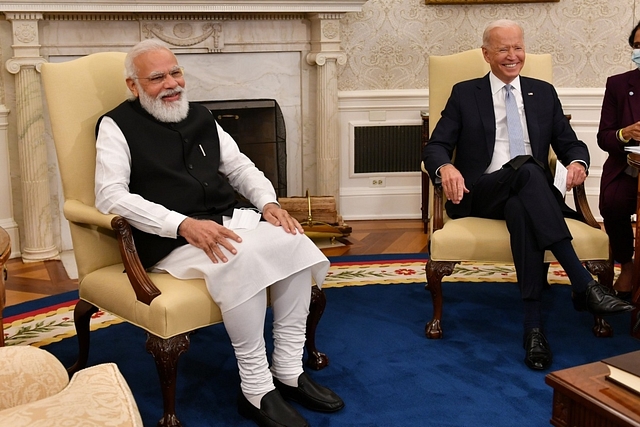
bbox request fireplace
[198,99,287,198]
[0,0,368,260]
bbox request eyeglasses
[134,66,184,85]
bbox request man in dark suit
[423,19,633,371]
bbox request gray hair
[482,19,524,48]
[124,39,173,79]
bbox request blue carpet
[21,278,640,426]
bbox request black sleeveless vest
[99,99,240,268]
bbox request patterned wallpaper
[339,0,640,90]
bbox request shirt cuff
[569,160,589,174]
[163,211,188,238]
[257,198,279,212]
[435,163,452,178]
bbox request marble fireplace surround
[1,0,367,261]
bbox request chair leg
[305,285,329,370]
[67,299,99,376]
[146,333,190,427]
[425,260,458,339]
[585,260,614,338]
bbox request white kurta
[95,112,329,312]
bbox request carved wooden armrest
[432,183,445,232]
[571,183,599,229]
[63,200,161,305]
[111,216,161,305]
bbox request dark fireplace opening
[197,99,287,198]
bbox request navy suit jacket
[597,68,640,195]
[423,73,589,218]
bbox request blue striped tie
[504,84,525,158]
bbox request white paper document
[553,161,567,198]
[223,208,261,230]
[624,146,640,154]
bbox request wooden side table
[546,356,640,427]
[625,152,640,338]
[0,227,10,347]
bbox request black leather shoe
[523,328,552,370]
[238,389,309,427]
[274,372,345,413]
[572,280,634,316]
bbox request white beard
[137,83,189,123]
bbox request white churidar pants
[152,222,329,396]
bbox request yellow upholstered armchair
[41,52,328,427]
[422,49,614,339]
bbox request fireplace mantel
[0,0,367,13]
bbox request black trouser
[600,172,637,265]
[469,160,571,300]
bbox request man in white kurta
[95,39,343,427]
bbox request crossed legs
[470,161,632,370]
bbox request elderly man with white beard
[94,39,344,427]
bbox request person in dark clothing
[423,19,633,371]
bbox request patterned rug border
[3,256,616,347]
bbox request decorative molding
[3,12,42,20]
[42,13,307,21]
[307,52,347,67]
[142,21,224,51]
[13,22,37,43]
[0,1,368,13]
[322,21,339,39]
[5,57,46,74]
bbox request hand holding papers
[553,161,568,198]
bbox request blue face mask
[632,49,640,68]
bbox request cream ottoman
[0,345,142,427]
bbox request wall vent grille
[354,125,421,173]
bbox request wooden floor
[4,219,428,308]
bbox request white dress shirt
[484,73,532,174]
